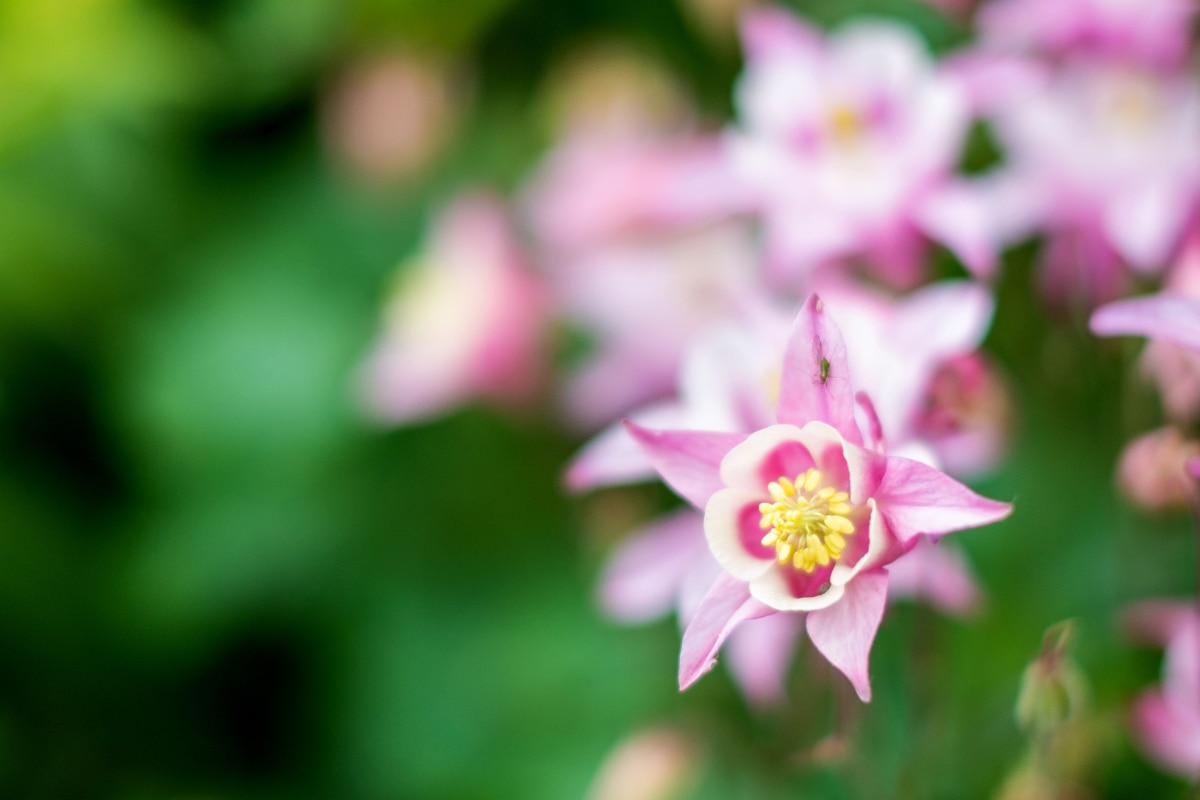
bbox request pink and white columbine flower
[728,9,981,286]
[983,60,1200,303]
[1123,600,1200,780]
[626,295,1012,699]
[582,282,996,706]
[359,193,546,423]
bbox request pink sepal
[876,455,1012,543]
[805,568,889,702]
[777,295,861,444]
[623,421,746,509]
[679,571,775,690]
[565,402,684,492]
[1091,294,1200,352]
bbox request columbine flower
[626,295,1011,699]
[574,282,1000,706]
[359,193,546,423]
[728,8,980,285]
[983,60,1200,303]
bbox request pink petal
[704,486,776,582]
[716,423,815,491]
[841,436,888,506]
[597,510,707,623]
[1188,457,1200,479]
[875,455,1013,543]
[1090,294,1200,352]
[624,421,746,508]
[805,569,890,702]
[750,560,845,612]
[678,571,775,690]
[830,499,901,588]
[777,295,861,443]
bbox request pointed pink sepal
[1090,294,1200,352]
[805,568,889,702]
[565,403,684,492]
[875,455,1012,543]
[777,295,862,444]
[623,421,746,509]
[678,571,775,690]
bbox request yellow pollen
[759,468,857,573]
[827,103,864,145]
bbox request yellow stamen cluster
[759,468,856,573]
[827,104,864,145]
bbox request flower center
[826,103,865,147]
[758,468,856,573]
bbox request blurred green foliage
[0,0,1194,798]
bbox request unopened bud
[1116,427,1200,512]
[1015,621,1088,736]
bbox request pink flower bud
[1116,427,1200,511]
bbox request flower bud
[1116,427,1200,512]
[1015,621,1088,736]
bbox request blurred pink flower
[987,61,1200,303]
[979,0,1196,69]
[912,352,1013,477]
[360,194,546,423]
[1115,427,1200,511]
[550,223,763,429]
[523,43,752,255]
[728,9,981,285]
[626,295,1011,699]
[1123,600,1200,780]
[523,134,754,255]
